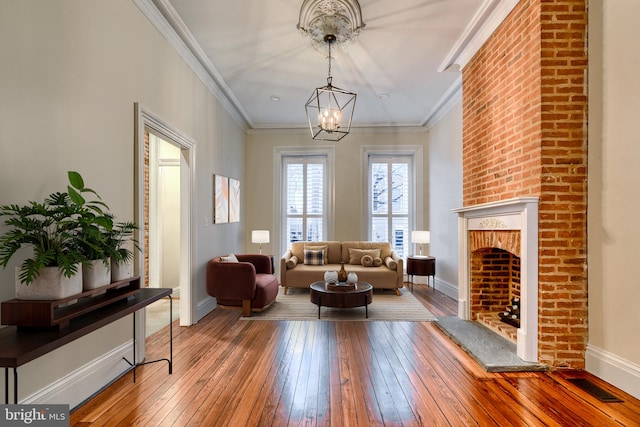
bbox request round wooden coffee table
[309,281,373,319]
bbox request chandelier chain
[327,42,333,85]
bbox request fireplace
[453,197,538,362]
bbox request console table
[0,287,173,404]
[407,256,436,292]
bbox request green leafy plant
[0,191,84,284]
[67,172,114,265]
[0,171,134,285]
[105,220,140,265]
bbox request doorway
[135,104,196,355]
[146,134,182,336]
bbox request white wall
[245,129,428,261]
[0,0,244,406]
[426,97,463,298]
[586,0,640,399]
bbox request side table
[407,256,436,292]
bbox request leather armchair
[206,254,278,317]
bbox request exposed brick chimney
[461,0,588,368]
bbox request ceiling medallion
[297,0,365,54]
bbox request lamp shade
[411,230,430,244]
[251,230,270,244]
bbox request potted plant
[67,172,115,290]
[0,171,113,299]
[106,220,139,282]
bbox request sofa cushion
[220,253,239,263]
[341,241,392,263]
[348,248,381,265]
[304,244,328,264]
[341,265,398,287]
[361,255,374,266]
[290,241,341,264]
[286,255,298,269]
[384,256,398,270]
[303,249,325,265]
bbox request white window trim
[274,146,335,258]
[361,145,424,240]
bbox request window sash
[367,155,413,259]
[282,155,327,248]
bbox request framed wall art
[229,178,240,223]
[214,174,229,224]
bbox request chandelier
[304,34,357,141]
[298,0,364,141]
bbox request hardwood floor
[71,284,640,426]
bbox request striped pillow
[303,249,325,266]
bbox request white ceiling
[155,0,487,130]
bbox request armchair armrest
[391,250,404,269]
[206,258,257,300]
[236,254,272,274]
[280,250,292,288]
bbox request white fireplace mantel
[452,197,539,362]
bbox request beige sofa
[280,241,404,295]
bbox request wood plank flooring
[71,284,640,426]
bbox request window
[366,152,418,259]
[282,155,328,249]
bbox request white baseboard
[196,295,217,322]
[586,344,640,400]
[406,276,458,301]
[21,341,133,410]
[434,278,458,300]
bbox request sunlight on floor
[146,297,180,337]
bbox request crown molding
[247,125,428,136]
[438,0,519,72]
[423,77,462,129]
[133,0,251,130]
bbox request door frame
[134,104,196,351]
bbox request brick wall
[461,0,588,368]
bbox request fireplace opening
[454,198,539,362]
[471,247,521,342]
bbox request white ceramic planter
[111,260,133,282]
[15,264,83,300]
[324,271,338,284]
[82,259,111,290]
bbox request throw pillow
[361,255,374,267]
[304,245,328,264]
[348,248,381,265]
[220,253,239,263]
[304,249,325,266]
[384,256,397,270]
[373,257,383,267]
[286,255,298,269]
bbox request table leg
[13,368,17,404]
[318,296,321,319]
[4,367,7,404]
[168,295,173,374]
[133,312,137,383]
[365,296,368,319]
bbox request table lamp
[251,230,270,254]
[411,230,430,257]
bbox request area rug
[241,287,437,322]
